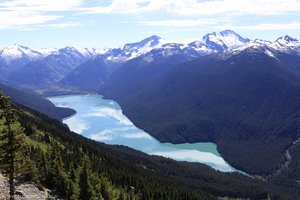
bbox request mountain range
[97,31,300,179]
[1,30,300,198]
[1,30,299,92]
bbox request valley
[48,94,236,172]
[1,29,300,199]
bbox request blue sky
[0,0,300,49]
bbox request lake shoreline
[48,94,239,173]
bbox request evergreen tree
[0,92,26,200]
[79,163,93,200]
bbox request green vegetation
[0,93,29,200]
[0,83,75,121]
[100,49,300,178]
[1,91,300,199]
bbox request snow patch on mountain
[1,30,300,72]
[78,48,109,59]
[0,44,43,64]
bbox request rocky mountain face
[0,173,49,199]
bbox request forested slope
[100,48,300,177]
[1,94,300,199]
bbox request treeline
[1,93,300,199]
[0,92,209,200]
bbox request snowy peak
[219,30,236,36]
[78,48,108,59]
[276,35,298,43]
[47,46,88,67]
[0,44,43,64]
[274,35,299,49]
[39,48,58,56]
[104,35,166,61]
[123,35,163,50]
[188,30,250,54]
[59,46,79,54]
[1,31,299,69]
[220,30,250,43]
[201,30,250,51]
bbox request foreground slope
[1,94,299,199]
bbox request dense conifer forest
[1,92,300,199]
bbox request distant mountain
[60,56,120,91]
[2,30,300,92]
[8,46,88,86]
[191,30,250,52]
[103,35,166,61]
[0,44,43,67]
[59,36,167,90]
[99,30,251,99]
[62,31,249,91]
[78,47,108,59]
[0,44,44,80]
[99,44,201,97]
[0,82,75,120]
[100,44,300,177]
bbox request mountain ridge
[99,43,300,178]
[2,30,299,90]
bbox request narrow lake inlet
[48,94,236,172]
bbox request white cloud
[143,19,225,27]
[81,0,300,16]
[216,21,300,31]
[0,0,83,12]
[0,10,60,29]
[41,22,81,28]
[0,0,83,29]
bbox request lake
[48,94,236,172]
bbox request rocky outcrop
[0,173,49,200]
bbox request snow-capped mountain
[232,34,300,59]
[0,44,45,80]
[8,46,90,86]
[0,44,43,65]
[1,30,299,68]
[1,30,300,89]
[271,35,300,54]
[78,48,108,59]
[103,35,166,61]
[39,48,58,56]
[190,30,250,53]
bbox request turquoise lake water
[48,94,236,172]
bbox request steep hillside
[8,47,87,87]
[100,47,300,177]
[60,56,121,91]
[0,82,75,120]
[100,47,199,98]
[1,93,299,199]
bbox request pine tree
[0,92,26,200]
[79,163,93,200]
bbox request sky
[0,0,300,49]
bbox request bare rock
[0,173,49,200]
